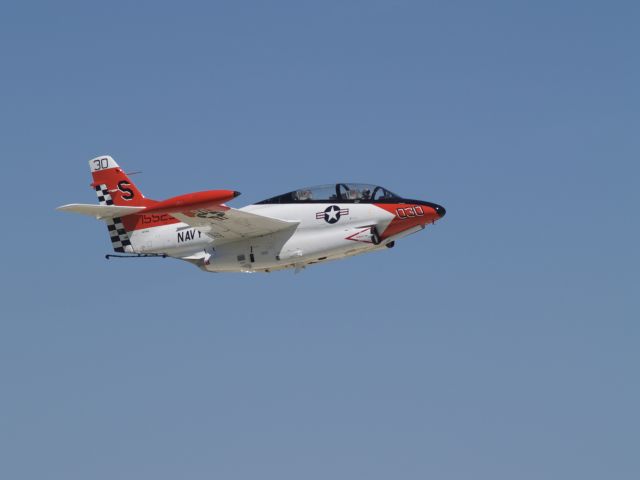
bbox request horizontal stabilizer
[57,204,146,219]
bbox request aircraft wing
[171,208,298,244]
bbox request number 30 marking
[93,158,109,170]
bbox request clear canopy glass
[257,183,401,204]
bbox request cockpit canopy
[256,183,402,204]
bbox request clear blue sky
[1,1,638,479]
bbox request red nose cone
[374,200,445,240]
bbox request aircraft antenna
[105,253,167,260]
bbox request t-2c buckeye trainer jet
[58,156,446,273]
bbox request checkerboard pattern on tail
[95,184,114,206]
[107,218,132,252]
[95,184,132,252]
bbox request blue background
[1,1,638,478]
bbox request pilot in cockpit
[295,189,312,201]
[344,189,359,201]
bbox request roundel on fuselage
[315,205,350,224]
[324,205,341,224]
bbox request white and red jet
[58,156,446,272]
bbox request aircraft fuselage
[129,200,444,272]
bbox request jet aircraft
[58,156,446,272]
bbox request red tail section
[88,156,238,236]
[89,155,178,233]
[89,155,154,207]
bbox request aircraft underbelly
[202,228,378,272]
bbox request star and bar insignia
[316,205,349,224]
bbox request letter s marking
[118,180,135,200]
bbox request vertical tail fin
[90,155,151,207]
[90,155,152,253]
